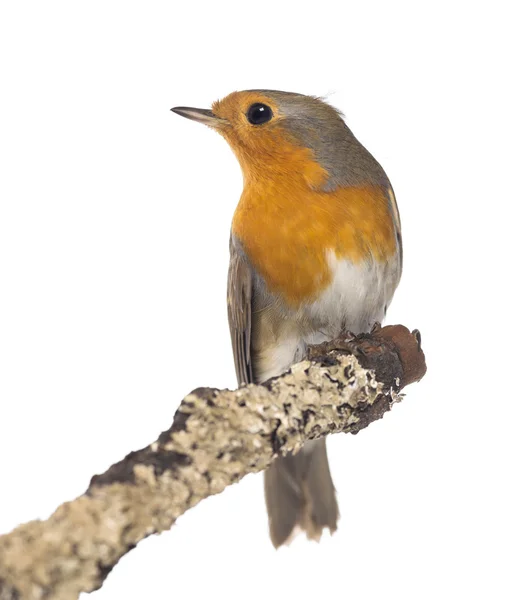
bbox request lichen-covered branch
[0,324,426,600]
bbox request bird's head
[172,90,383,190]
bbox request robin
[172,90,402,547]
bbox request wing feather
[387,185,403,273]
[227,236,253,385]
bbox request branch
[0,324,426,600]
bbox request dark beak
[171,106,227,127]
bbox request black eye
[247,103,273,125]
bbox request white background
[1,1,511,599]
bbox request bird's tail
[264,438,339,548]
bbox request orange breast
[232,160,397,307]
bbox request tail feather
[264,438,339,548]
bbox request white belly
[302,250,401,342]
[254,250,400,382]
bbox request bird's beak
[171,106,227,128]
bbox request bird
[172,90,402,548]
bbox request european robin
[172,90,402,547]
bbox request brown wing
[387,184,403,274]
[227,236,253,385]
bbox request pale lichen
[0,326,426,600]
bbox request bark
[0,324,426,600]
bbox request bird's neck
[230,136,329,190]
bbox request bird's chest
[232,183,398,310]
[233,199,332,306]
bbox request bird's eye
[247,103,273,125]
